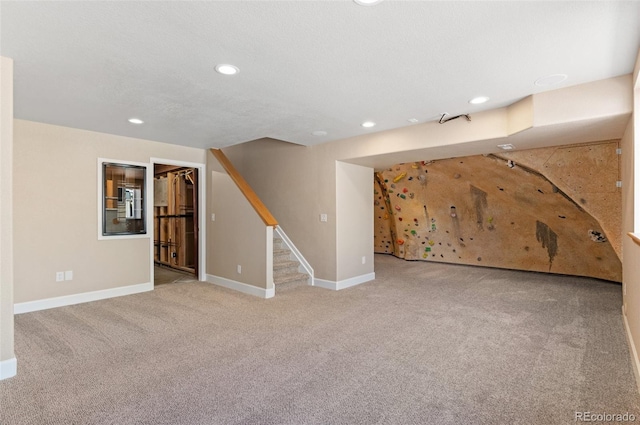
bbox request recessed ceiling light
[128,118,144,124]
[407,118,419,123]
[312,130,328,137]
[469,96,490,105]
[215,64,239,75]
[354,0,383,5]
[361,121,376,128]
[534,74,567,87]
[497,144,516,150]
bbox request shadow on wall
[374,141,621,282]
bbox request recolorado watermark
[575,412,636,422]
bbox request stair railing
[275,226,314,286]
[210,149,278,227]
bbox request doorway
[152,161,202,285]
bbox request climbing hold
[423,253,428,258]
[400,194,406,199]
[397,239,405,245]
[403,188,408,193]
[414,218,418,222]
[412,163,419,169]
[383,213,389,220]
[393,172,406,182]
[408,177,413,181]
[428,240,435,246]
[389,190,394,193]
[507,160,515,168]
[409,193,415,199]
[399,217,403,221]
[453,173,461,179]
[588,230,607,243]
[411,230,417,235]
[390,183,396,189]
[395,205,401,211]
[450,206,457,218]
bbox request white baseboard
[14,282,153,314]
[206,274,274,299]
[314,272,375,291]
[0,357,17,380]
[622,307,640,395]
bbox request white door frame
[150,157,206,282]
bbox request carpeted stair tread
[274,271,309,285]
[273,260,299,270]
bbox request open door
[153,164,199,282]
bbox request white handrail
[275,226,314,286]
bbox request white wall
[0,56,16,380]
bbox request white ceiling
[1,1,639,150]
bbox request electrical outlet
[56,272,64,282]
[320,213,327,222]
[211,213,215,221]
[64,270,73,281]
[237,265,242,274]
[362,256,366,264]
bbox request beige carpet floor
[1,254,638,424]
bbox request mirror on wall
[103,162,146,235]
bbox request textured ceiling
[1,1,639,149]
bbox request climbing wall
[374,142,621,282]
[496,141,621,260]
[374,176,394,254]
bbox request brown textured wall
[497,141,621,260]
[374,142,621,282]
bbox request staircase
[273,238,309,287]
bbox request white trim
[150,158,206,282]
[275,226,314,285]
[206,274,274,299]
[314,272,375,291]
[14,282,153,314]
[623,307,640,394]
[0,357,17,380]
[266,226,274,291]
[97,158,152,241]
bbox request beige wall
[0,57,15,373]
[207,149,270,289]
[13,120,205,304]
[336,161,374,281]
[622,49,640,389]
[224,140,340,281]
